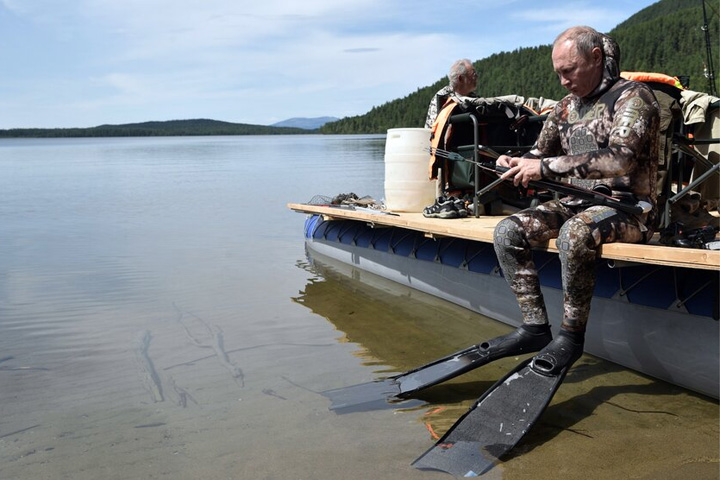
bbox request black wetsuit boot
[476,323,553,361]
[531,328,585,376]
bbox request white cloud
[510,4,629,34]
[0,0,662,128]
[0,0,32,15]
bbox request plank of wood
[288,203,720,271]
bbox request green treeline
[0,119,308,138]
[320,0,719,134]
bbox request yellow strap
[429,99,459,179]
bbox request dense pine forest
[320,0,719,134]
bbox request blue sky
[0,0,660,129]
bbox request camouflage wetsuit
[493,67,660,332]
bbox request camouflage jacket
[530,78,660,224]
[425,86,455,129]
[425,86,479,129]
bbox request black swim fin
[411,333,583,477]
[322,325,551,413]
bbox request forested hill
[0,119,308,138]
[320,0,719,134]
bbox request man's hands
[496,155,542,188]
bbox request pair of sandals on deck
[423,195,469,219]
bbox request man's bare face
[456,63,478,96]
[552,39,603,98]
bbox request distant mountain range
[0,116,340,138]
[0,118,316,138]
[271,116,339,129]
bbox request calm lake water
[0,135,717,480]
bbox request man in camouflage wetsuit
[490,26,660,373]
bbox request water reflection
[292,248,525,434]
[293,243,720,479]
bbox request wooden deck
[288,203,720,271]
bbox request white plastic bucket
[384,128,436,212]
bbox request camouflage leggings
[493,200,647,331]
